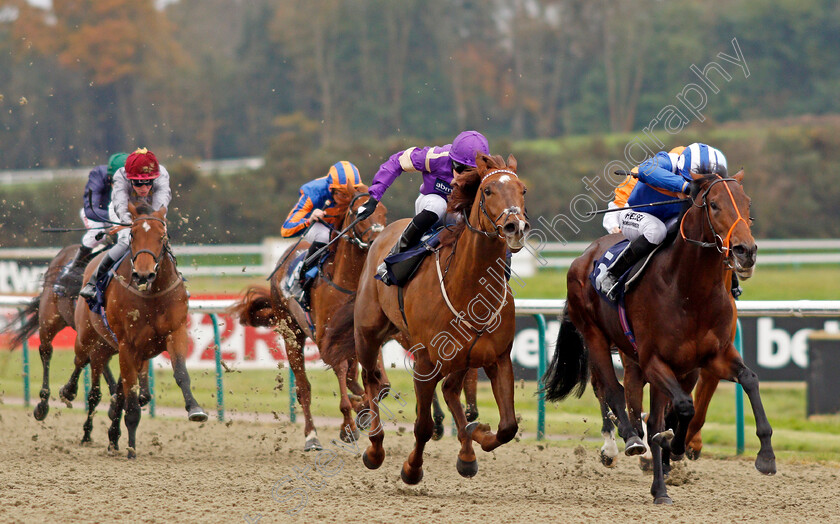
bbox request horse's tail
[2,296,41,350]
[228,287,276,327]
[319,298,356,369]
[542,304,589,401]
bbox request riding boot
[376,210,439,286]
[79,251,117,300]
[596,236,658,300]
[53,245,94,296]
[731,272,742,299]
[298,241,326,310]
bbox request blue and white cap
[677,143,728,179]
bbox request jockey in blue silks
[596,143,729,300]
[353,130,490,286]
[281,161,363,308]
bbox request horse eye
[484,187,492,195]
[522,188,527,195]
[709,201,719,211]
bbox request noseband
[680,176,751,265]
[463,169,526,239]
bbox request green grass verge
[2,350,839,463]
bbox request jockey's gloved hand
[356,197,379,220]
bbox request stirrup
[376,262,393,286]
[79,282,96,299]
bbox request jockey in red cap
[79,148,172,300]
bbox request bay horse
[351,153,528,483]
[544,171,775,504]
[59,203,206,458]
[2,245,117,421]
[230,180,388,451]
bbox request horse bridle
[129,215,169,274]
[346,192,384,249]
[463,169,527,239]
[679,176,751,265]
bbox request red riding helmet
[125,148,160,181]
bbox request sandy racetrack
[1,405,838,523]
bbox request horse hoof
[755,455,777,475]
[670,452,685,462]
[456,458,478,478]
[654,496,673,505]
[431,422,444,441]
[362,449,383,470]
[650,429,675,447]
[188,407,208,422]
[401,463,424,485]
[686,446,701,461]
[108,442,119,453]
[33,403,49,421]
[624,436,646,456]
[304,437,323,452]
[339,427,360,443]
[80,436,93,446]
[59,388,74,406]
[465,421,480,439]
[355,413,371,431]
[138,395,151,407]
[126,447,136,460]
[599,450,617,468]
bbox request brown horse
[351,153,528,484]
[3,245,117,421]
[230,180,388,451]
[59,203,206,457]
[544,171,775,504]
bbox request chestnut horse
[544,171,775,504]
[230,181,387,451]
[3,245,116,421]
[352,153,528,484]
[59,204,206,457]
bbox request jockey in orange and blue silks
[596,143,728,300]
[353,130,490,286]
[281,161,363,307]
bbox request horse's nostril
[523,222,531,234]
[148,272,156,281]
[503,223,517,235]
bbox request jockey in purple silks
[354,131,490,286]
[53,152,128,296]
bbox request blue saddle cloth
[84,251,129,315]
[590,239,633,307]
[375,228,444,287]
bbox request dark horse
[349,153,528,483]
[59,204,206,457]
[3,245,116,420]
[544,171,775,504]
[230,180,388,450]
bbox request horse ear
[690,171,705,181]
[507,154,517,172]
[475,152,491,171]
[345,178,356,195]
[733,168,745,184]
[128,202,138,218]
[154,206,167,219]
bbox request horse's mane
[439,154,508,247]
[134,203,155,216]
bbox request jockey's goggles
[131,179,154,187]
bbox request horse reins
[679,176,750,263]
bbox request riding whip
[303,216,363,266]
[586,198,689,217]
